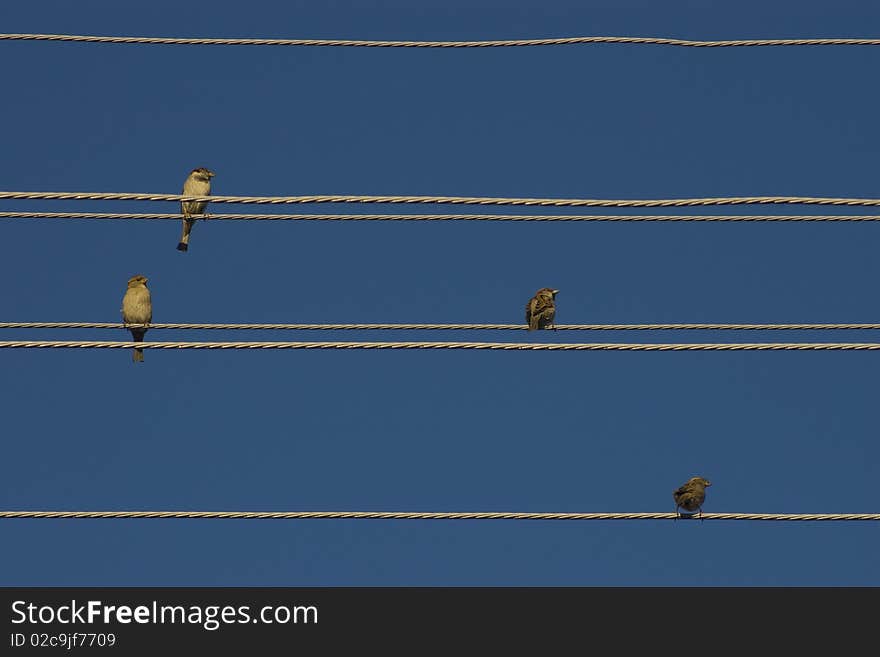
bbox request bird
[121,275,152,363]
[525,288,559,331]
[673,476,712,519]
[177,167,215,252]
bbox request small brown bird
[673,476,712,518]
[525,288,559,331]
[177,167,215,252]
[121,275,152,363]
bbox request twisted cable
[4,211,880,222]
[3,33,880,49]
[0,510,876,521]
[2,340,880,351]
[4,322,880,332]
[4,191,880,208]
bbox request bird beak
[552,289,560,295]
[208,171,216,177]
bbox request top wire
[3,33,880,48]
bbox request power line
[4,322,880,332]
[2,340,880,351]
[0,510,876,522]
[4,190,880,208]
[4,211,880,222]
[3,33,880,49]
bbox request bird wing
[144,289,152,324]
[535,296,555,326]
[534,295,554,314]
[526,296,540,329]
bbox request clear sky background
[1,0,878,586]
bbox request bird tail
[528,316,538,331]
[130,329,146,363]
[177,218,193,252]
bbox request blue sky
[1,0,878,585]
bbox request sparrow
[673,476,712,518]
[121,275,152,363]
[525,288,559,331]
[177,167,215,252]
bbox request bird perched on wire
[121,275,152,363]
[525,288,559,331]
[177,167,215,252]
[673,476,712,519]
